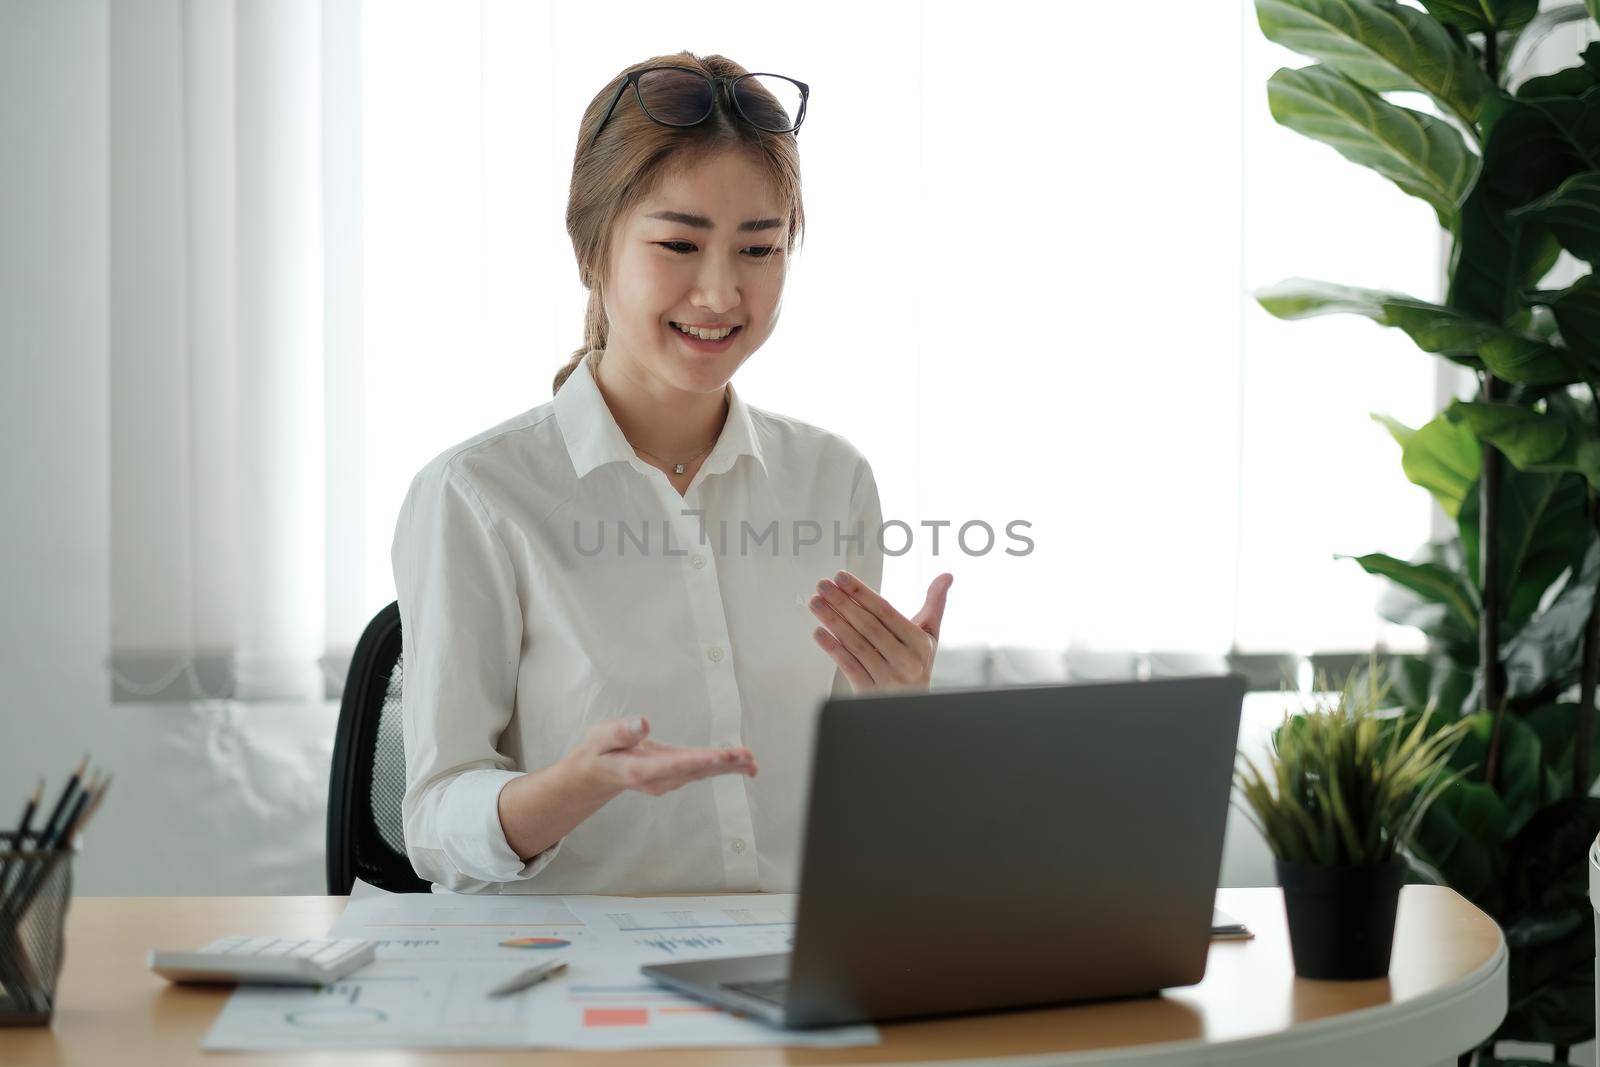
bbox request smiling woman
[585,151,790,395]
[392,50,950,897]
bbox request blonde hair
[552,51,806,395]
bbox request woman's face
[600,149,789,396]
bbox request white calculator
[148,936,376,986]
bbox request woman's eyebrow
[645,210,781,232]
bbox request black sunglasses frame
[586,66,809,153]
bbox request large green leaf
[1255,278,1407,319]
[1344,551,1480,627]
[1524,87,1600,172]
[1450,97,1588,321]
[1374,540,1481,657]
[1266,64,1478,226]
[1416,711,1543,836]
[1498,797,1600,1045]
[1517,44,1600,100]
[1257,279,1580,382]
[1465,712,1545,835]
[1409,777,1507,905]
[1504,539,1600,701]
[1523,703,1600,798]
[1511,171,1600,263]
[1373,411,1482,518]
[1458,468,1591,638]
[1254,0,1492,126]
[1542,274,1600,366]
[1448,400,1600,487]
[1420,0,1537,32]
[1377,652,1477,715]
[1500,946,1596,1046]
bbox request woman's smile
[667,320,743,353]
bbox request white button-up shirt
[392,353,884,894]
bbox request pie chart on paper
[501,936,572,950]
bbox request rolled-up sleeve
[392,460,564,891]
[831,454,886,699]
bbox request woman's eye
[655,241,781,259]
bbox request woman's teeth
[672,322,737,341]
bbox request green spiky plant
[1252,1,1600,1060]
[1236,668,1471,865]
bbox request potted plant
[1249,0,1600,1047]
[1235,666,1471,979]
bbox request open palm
[582,717,757,796]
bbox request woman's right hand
[573,716,757,797]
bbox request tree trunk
[1578,497,1600,801]
[1482,375,1507,787]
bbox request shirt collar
[554,351,767,481]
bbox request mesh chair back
[327,600,431,894]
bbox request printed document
[201,880,880,1051]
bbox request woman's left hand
[809,571,954,694]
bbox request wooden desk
[2,886,1504,1066]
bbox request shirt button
[730,837,747,854]
[691,554,706,569]
[707,645,724,663]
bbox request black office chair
[326,600,431,894]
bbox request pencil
[0,781,49,1007]
[34,755,87,848]
[15,780,41,842]
[0,780,42,901]
[0,774,96,941]
[42,773,96,852]
[64,774,111,848]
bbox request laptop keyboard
[721,977,789,1008]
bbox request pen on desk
[487,958,568,998]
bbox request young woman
[393,52,954,895]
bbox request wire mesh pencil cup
[0,830,72,1026]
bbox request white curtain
[112,0,1535,705]
[108,0,363,703]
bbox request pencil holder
[0,831,73,1026]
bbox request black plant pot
[1274,854,1406,980]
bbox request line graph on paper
[603,906,792,932]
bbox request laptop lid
[780,673,1247,1028]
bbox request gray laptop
[640,673,1248,1029]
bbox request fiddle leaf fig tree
[1253,1,1600,1058]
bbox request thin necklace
[629,394,729,475]
[632,440,716,475]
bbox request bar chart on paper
[632,928,794,956]
[604,906,794,931]
[575,896,798,959]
